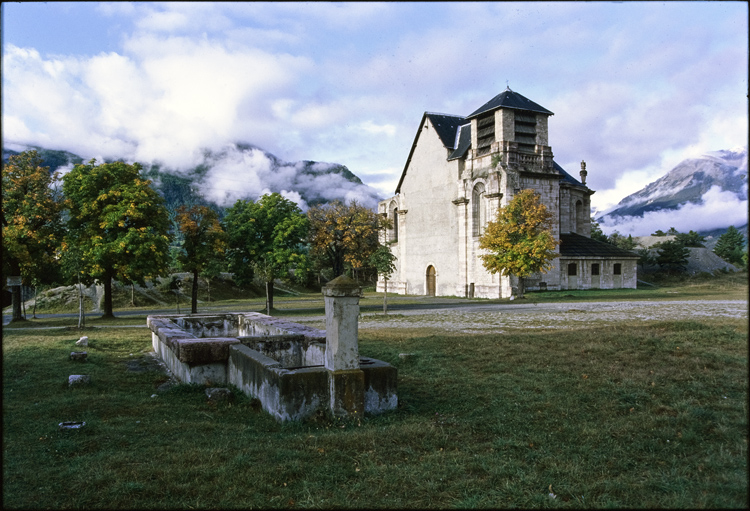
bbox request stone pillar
[322,275,365,417]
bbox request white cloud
[600,186,749,236]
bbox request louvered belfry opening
[476,111,494,157]
[514,111,537,152]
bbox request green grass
[3,314,747,508]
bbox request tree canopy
[223,193,309,313]
[655,239,690,274]
[2,150,65,321]
[307,200,385,278]
[713,226,746,265]
[478,189,559,296]
[62,160,172,317]
[174,205,227,313]
[674,230,706,248]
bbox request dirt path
[295,299,747,333]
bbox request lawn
[3,312,747,508]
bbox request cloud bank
[2,2,747,209]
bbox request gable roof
[448,123,472,161]
[468,88,554,118]
[425,113,466,149]
[560,233,639,259]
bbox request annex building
[377,88,638,298]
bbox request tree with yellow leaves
[2,150,65,322]
[479,189,559,298]
[174,205,227,313]
[62,160,171,318]
[307,200,386,279]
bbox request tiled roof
[560,233,639,258]
[448,123,472,161]
[468,88,554,118]
[554,161,585,187]
[425,113,466,149]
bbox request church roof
[468,88,554,118]
[425,113,466,149]
[448,123,472,161]
[560,233,639,259]
[554,161,586,187]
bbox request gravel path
[295,300,747,333]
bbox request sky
[2,1,748,233]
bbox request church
[377,88,638,298]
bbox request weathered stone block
[328,369,365,417]
[205,387,233,403]
[75,336,88,346]
[174,337,240,365]
[68,375,90,387]
[69,351,88,361]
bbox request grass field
[3,295,747,508]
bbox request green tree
[2,150,64,322]
[223,193,309,314]
[307,200,385,279]
[636,248,655,270]
[478,189,559,298]
[651,229,667,236]
[608,231,637,250]
[713,226,746,265]
[590,218,608,243]
[369,244,397,314]
[666,227,679,235]
[675,230,706,248]
[656,239,690,274]
[175,205,227,314]
[62,160,172,318]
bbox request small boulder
[205,387,233,404]
[70,351,88,361]
[59,421,86,430]
[76,336,88,346]
[68,375,91,387]
[398,353,417,361]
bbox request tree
[636,248,655,270]
[62,160,171,318]
[713,226,746,266]
[174,205,227,314]
[590,218,608,243]
[675,230,706,248]
[656,239,690,274]
[651,229,667,236]
[2,150,64,322]
[307,200,385,279]
[478,189,559,298]
[607,231,637,250]
[223,193,308,314]
[666,227,679,235]
[369,244,397,314]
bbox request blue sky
[2,2,748,233]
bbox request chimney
[580,160,587,185]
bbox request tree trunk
[102,274,115,318]
[383,278,388,315]
[265,280,274,315]
[191,268,199,314]
[518,277,525,299]
[10,279,24,322]
[77,275,85,329]
[33,286,38,318]
[131,283,136,307]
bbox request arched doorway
[426,265,436,296]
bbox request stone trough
[147,276,397,421]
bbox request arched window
[389,201,398,242]
[472,182,486,237]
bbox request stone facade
[378,88,637,298]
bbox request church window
[567,263,577,276]
[389,201,398,242]
[575,200,584,234]
[472,182,486,237]
[614,263,622,275]
[591,263,600,276]
[514,111,537,153]
[476,112,494,157]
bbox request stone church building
[377,88,638,298]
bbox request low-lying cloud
[599,186,749,236]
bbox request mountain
[2,143,381,212]
[597,148,748,236]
